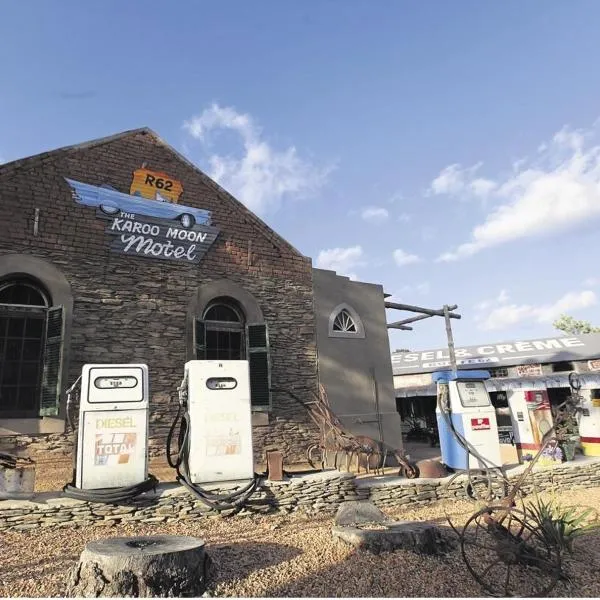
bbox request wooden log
[65,535,211,598]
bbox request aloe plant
[528,497,600,554]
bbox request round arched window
[0,279,51,417]
[202,298,246,360]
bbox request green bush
[528,497,600,554]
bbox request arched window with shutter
[194,295,272,410]
[0,279,64,418]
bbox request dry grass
[2,485,600,597]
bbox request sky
[2,1,600,352]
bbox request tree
[553,314,600,335]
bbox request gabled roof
[0,127,306,259]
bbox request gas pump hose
[166,401,262,513]
[62,377,159,504]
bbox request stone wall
[2,459,600,532]
[0,129,320,464]
[0,471,362,532]
[362,458,600,508]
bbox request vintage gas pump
[167,360,260,511]
[507,386,553,462]
[434,369,502,471]
[577,375,600,456]
[63,364,157,502]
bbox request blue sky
[2,1,600,352]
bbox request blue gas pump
[434,369,502,471]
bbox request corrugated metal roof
[391,333,600,375]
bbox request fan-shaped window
[333,309,357,333]
[328,303,365,338]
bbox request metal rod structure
[386,301,462,372]
[443,304,458,373]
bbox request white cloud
[316,245,365,280]
[183,103,331,215]
[393,249,421,267]
[476,289,597,331]
[361,206,389,222]
[397,213,411,223]
[497,289,510,304]
[429,162,496,199]
[436,121,600,261]
[584,277,600,287]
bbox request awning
[395,373,600,398]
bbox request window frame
[202,299,247,361]
[0,279,64,419]
[328,303,365,339]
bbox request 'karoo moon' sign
[101,211,220,264]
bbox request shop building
[392,333,600,458]
[0,128,398,465]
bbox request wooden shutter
[39,306,64,417]
[194,319,206,359]
[247,323,271,409]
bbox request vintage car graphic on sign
[66,178,211,229]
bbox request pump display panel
[457,381,491,408]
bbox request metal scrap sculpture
[456,372,591,597]
[276,385,418,478]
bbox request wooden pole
[443,304,458,373]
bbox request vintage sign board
[392,334,600,375]
[98,210,219,264]
[516,363,543,377]
[67,176,219,264]
[130,168,184,203]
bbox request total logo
[471,417,491,431]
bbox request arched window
[193,289,272,409]
[333,309,357,333]
[328,303,365,338]
[201,298,246,360]
[0,279,57,418]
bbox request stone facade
[0,128,320,463]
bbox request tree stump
[65,535,212,598]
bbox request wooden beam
[388,313,435,328]
[384,301,461,319]
[386,324,413,330]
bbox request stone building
[0,128,398,466]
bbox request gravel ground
[2,486,600,597]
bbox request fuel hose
[62,376,159,504]
[165,377,262,513]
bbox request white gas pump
[434,370,502,471]
[577,374,600,456]
[63,364,157,502]
[507,385,553,462]
[167,360,260,512]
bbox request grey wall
[313,268,402,452]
